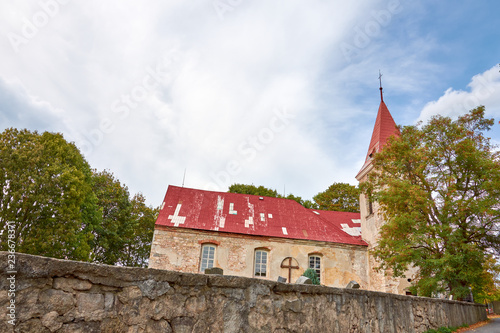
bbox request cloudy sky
[1,1,499,206]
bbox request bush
[302,268,320,285]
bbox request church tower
[356,80,413,294]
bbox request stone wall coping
[1,251,486,310]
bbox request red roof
[365,100,400,163]
[356,93,400,178]
[155,186,367,247]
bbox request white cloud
[0,1,382,204]
[417,65,500,123]
[1,1,498,206]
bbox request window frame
[308,254,322,283]
[254,249,269,277]
[199,243,217,272]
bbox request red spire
[356,81,400,179]
[364,99,399,163]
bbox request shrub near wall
[0,252,486,332]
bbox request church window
[309,255,321,282]
[254,250,268,277]
[200,244,216,272]
[365,192,374,216]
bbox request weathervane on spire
[378,70,384,102]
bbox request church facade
[149,186,369,287]
[149,89,414,294]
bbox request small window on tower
[368,199,373,216]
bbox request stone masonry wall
[1,252,486,333]
[149,227,369,289]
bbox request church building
[149,87,414,294]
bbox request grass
[423,326,466,333]
[425,314,500,333]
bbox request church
[148,86,414,295]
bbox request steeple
[379,70,384,103]
[356,76,399,179]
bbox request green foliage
[90,170,159,266]
[228,184,319,209]
[229,183,361,212]
[0,128,100,261]
[91,170,133,265]
[474,255,500,303]
[302,268,320,285]
[228,184,280,197]
[0,128,158,266]
[423,325,466,333]
[120,193,159,267]
[364,107,500,300]
[284,193,318,209]
[313,182,360,212]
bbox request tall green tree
[313,182,360,213]
[0,128,159,266]
[0,128,100,260]
[228,184,318,209]
[91,169,133,265]
[364,107,500,299]
[120,193,159,267]
[474,255,500,303]
[91,170,159,267]
[228,184,280,197]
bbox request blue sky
[1,0,499,206]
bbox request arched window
[308,254,321,282]
[200,243,216,272]
[254,249,269,277]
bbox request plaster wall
[149,226,369,288]
[358,168,415,295]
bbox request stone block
[41,311,63,332]
[204,267,223,275]
[179,273,207,286]
[186,295,207,313]
[15,318,50,333]
[137,279,171,299]
[208,275,253,289]
[54,277,92,292]
[77,293,105,314]
[146,318,172,333]
[285,299,302,313]
[38,289,75,315]
[104,292,115,311]
[171,316,196,333]
[117,286,142,304]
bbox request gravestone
[295,276,312,285]
[346,280,360,289]
[277,276,287,283]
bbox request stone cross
[280,257,299,284]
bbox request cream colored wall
[357,168,416,295]
[149,226,369,289]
